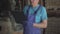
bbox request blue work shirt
[23,4,48,23]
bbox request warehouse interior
[0,0,60,34]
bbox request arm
[33,20,47,28]
[33,7,48,28]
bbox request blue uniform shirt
[23,4,48,23]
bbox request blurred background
[0,0,60,34]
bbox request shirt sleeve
[41,7,48,21]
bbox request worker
[23,0,48,34]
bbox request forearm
[34,23,47,28]
[33,20,47,28]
